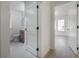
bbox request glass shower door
[67,1,78,55]
[24,2,38,56]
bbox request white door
[24,2,38,56]
[67,2,78,55]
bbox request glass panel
[24,2,38,56]
[67,2,77,55]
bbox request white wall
[0,2,10,57]
[10,10,24,32]
[10,10,24,40]
[39,2,51,57]
[10,2,25,40]
[50,3,55,49]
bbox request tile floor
[10,42,36,58]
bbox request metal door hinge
[77,4,79,7]
[36,26,39,30]
[37,5,39,8]
[36,48,39,51]
[77,25,79,29]
[77,47,79,50]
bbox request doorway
[54,1,78,57]
[9,1,39,58]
